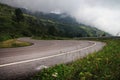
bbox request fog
[0,0,120,36]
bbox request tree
[15,8,24,23]
[102,33,106,37]
[48,25,58,36]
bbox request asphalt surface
[0,38,105,80]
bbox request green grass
[0,39,32,48]
[32,36,71,40]
[32,39,120,80]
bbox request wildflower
[52,72,58,78]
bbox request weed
[0,39,32,48]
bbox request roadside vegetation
[0,39,32,48]
[32,36,71,40]
[32,38,120,80]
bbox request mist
[0,0,120,36]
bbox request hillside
[0,3,109,41]
[22,9,107,37]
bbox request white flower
[52,72,58,77]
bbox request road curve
[0,38,105,80]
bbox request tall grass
[32,39,120,80]
[0,39,32,48]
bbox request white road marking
[0,41,96,68]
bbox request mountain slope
[21,9,109,37]
[0,3,109,41]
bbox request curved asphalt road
[0,38,105,80]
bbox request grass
[32,38,120,80]
[0,39,32,48]
[32,36,71,40]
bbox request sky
[0,0,120,36]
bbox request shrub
[0,34,12,42]
[32,64,73,80]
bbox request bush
[0,34,12,42]
[32,64,73,80]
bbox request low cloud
[0,0,120,36]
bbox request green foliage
[14,8,24,22]
[32,39,120,80]
[32,64,73,80]
[32,36,71,40]
[0,39,32,48]
[0,34,12,41]
[47,25,58,36]
[101,33,106,37]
